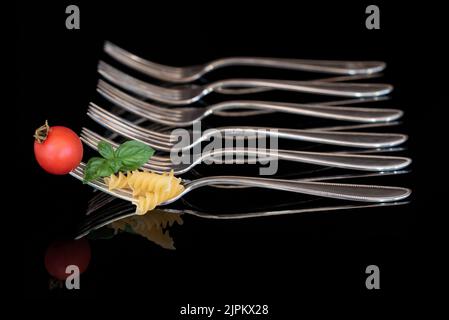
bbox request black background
[18,0,443,309]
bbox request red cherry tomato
[34,121,83,175]
[44,239,91,281]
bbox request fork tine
[144,122,174,133]
[87,103,175,151]
[89,105,175,141]
[104,41,185,80]
[89,102,170,139]
[80,129,176,172]
[98,61,184,101]
[80,128,172,164]
[70,164,134,201]
[98,80,183,119]
[143,163,177,172]
[80,131,175,172]
[87,108,149,142]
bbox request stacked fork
[72,41,412,235]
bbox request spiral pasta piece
[127,170,180,197]
[105,170,184,215]
[105,171,129,190]
[135,193,159,214]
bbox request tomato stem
[34,120,50,143]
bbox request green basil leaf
[115,140,154,170]
[97,141,115,160]
[120,163,143,172]
[83,157,114,183]
[110,158,123,173]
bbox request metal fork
[76,168,410,238]
[212,75,387,117]
[70,163,411,207]
[80,128,411,174]
[104,41,386,83]
[86,168,410,207]
[86,103,408,151]
[97,80,403,126]
[71,162,411,238]
[98,61,393,105]
[214,73,385,96]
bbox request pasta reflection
[108,209,183,250]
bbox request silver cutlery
[97,80,402,126]
[98,61,393,105]
[104,41,386,83]
[71,165,411,238]
[80,127,411,174]
[70,43,411,240]
[77,169,410,238]
[70,163,411,206]
[309,121,401,132]
[213,73,385,96]
[86,169,409,210]
[112,106,402,136]
[86,103,408,151]
[80,170,408,230]
[212,76,388,117]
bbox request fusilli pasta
[105,171,128,189]
[105,170,184,214]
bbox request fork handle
[211,58,385,75]
[212,79,393,98]
[202,148,410,172]
[208,101,402,123]
[214,127,407,149]
[187,177,411,203]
